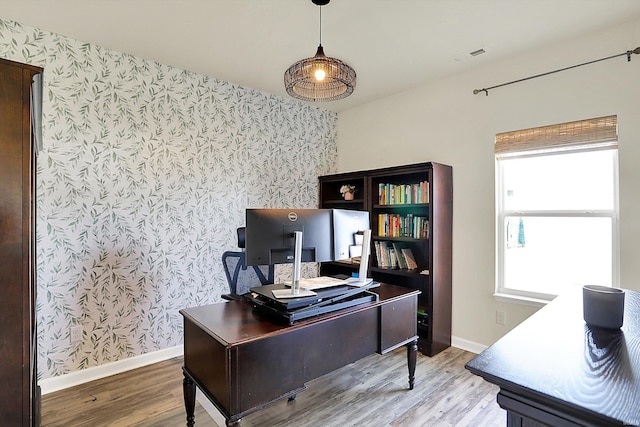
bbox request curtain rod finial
[473,88,489,96]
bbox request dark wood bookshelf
[319,162,452,356]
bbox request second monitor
[332,208,373,286]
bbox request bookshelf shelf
[370,267,426,277]
[373,236,425,242]
[319,162,452,356]
[323,198,365,205]
[373,203,429,209]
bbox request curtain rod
[473,47,640,96]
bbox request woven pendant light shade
[284,0,356,102]
[284,45,356,102]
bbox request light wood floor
[41,346,505,427]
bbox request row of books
[378,181,429,205]
[374,241,419,270]
[378,214,429,239]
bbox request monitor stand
[272,231,317,299]
[346,229,373,287]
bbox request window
[495,116,619,303]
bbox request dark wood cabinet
[319,162,452,356]
[466,288,640,426]
[0,57,42,426]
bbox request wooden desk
[466,288,640,426]
[181,284,419,426]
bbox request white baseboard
[39,345,184,395]
[38,337,488,398]
[451,336,488,354]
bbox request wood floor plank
[41,347,505,426]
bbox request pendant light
[284,0,356,102]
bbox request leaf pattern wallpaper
[0,18,338,379]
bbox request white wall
[337,18,640,347]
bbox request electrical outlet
[71,325,83,343]
[496,310,506,326]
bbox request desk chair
[221,227,274,300]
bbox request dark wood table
[181,283,420,426]
[466,287,640,426]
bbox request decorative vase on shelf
[340,184,356,201]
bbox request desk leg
[183,371,196,427]
[407,339,418,390]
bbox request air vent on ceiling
[453,48,487,62]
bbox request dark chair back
[221,227,274,300]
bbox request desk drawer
[380,296,418,353]
[183,320,230,413]
[234,330,305,413]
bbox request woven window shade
[495,115,617,158]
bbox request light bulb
[314,69,326,81]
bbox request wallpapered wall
[0,18,338,380]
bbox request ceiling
[2,0,640,112]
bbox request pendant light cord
[319,5,323,46]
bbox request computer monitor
[245,208,333,265]
[332,209,372,286]
[332,209,370,261]
[245,208,334,297]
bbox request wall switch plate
[71,325,82,343]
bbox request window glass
[502,150,615,212]
[504,216,612,296]
[497,149,618,300]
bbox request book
[389,248,398,269]
[375,241,389,269]
[377,180,430,205]
[392,242,410,269]
[380,243,390,268]
[401,248,418,270]
[374,241,397,269]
